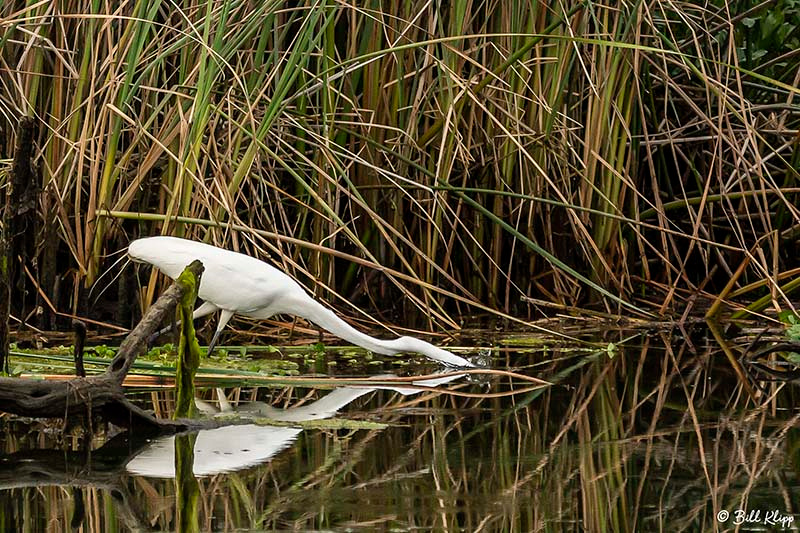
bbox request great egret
[128,236,474,367]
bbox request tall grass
[0,0,797,328]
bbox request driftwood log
[0,260,208,432]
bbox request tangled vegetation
[0,1,798,331]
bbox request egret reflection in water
[125,373,465,478]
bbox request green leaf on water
[606,343,618,359]
[778,311,800,341]
[784,351,800,364]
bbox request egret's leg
[216,387,232,412]
[207,309,234,356]
[193,301,220,320]
[147,301,220,345]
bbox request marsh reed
[0,0,797,329]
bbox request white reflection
[125,372,464,478]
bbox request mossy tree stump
[174,265,202,419]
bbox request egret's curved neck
[290,297,473,367]
[288,297,398,354]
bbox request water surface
[1,327,799,531]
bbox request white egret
[128,236,474,367]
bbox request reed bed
[0,1,798,329]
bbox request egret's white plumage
[128,236,473,367]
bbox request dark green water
[1,328,799,531]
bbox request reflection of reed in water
[2,335,797,531]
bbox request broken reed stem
[706,255,751,319]
[73,319,87,377]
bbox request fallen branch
[0,260,207,432]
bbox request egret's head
[394,336,475,368]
